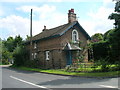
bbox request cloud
[0,0,103,2]
[0,4,67,39]
[16,4,56,13]
[80,0,115,36]
[0,5,4,17]
[16,4,67,35]
[0,15,30,39]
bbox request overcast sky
[0,0,115,40]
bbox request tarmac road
[1,65,119,90]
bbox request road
[1,66,119,90]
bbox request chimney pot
[43,25,47,31]
[71,8,74,13]
[44,25,46,29]
[69,10,71,13]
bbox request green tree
[91,33,103,42]
[14,35,23,47]
[103,29,115,41]
[108,1,120,29]
[25,35,30,41]
[4,36,15,52]
[109,1,120,65]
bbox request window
[46,51,50,60]
[32,53,34,60]
[34,42,37,49]
[34,53,37,59]
[72,29,79,43]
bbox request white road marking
[10,76,51,90]
[99,85,118,88]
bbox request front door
[66,51,72,65]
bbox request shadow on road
[37,77,112,86]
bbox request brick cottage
[25,9,91,69]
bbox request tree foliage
[89,1,120,71]
[91,33,103,42]
[13,46,29,66]
[108,1,120,29]
[1,35,26,65]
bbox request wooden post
[30,9,33,60]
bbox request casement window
[46,51,50,60]
[72,29,79,43]
[34,53,37,59]
[32,53,34,60]
[34,42,37,49]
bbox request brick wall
[25,24,89,69]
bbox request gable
[59,21,91,40]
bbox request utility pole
[30,9,33,60]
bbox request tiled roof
[26,21,90,43]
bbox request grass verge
[10,66,120,78]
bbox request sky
[0,0,116,40]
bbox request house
[25,9,91,69]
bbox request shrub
[13,46,29,66]
[2,59,9,65]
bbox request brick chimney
[43,25,47,31]
[68,8,77,23]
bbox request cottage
[25,9,91,69]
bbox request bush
[13,46,29,66]
[92,41,110,61]
[93,58,111,72]
[2,59,9,65]
[25,58,40,68]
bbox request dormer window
[72,29,79,43]
[34,42,37,49]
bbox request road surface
[1,65,119,90]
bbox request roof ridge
[50,23,70,36]
[32,23,68,38]
[48,23,68,31]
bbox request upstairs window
[34,53,37,59]
[34,42,37,49]
[32,53,34,60]
[72,29,79,43]
[46,51,50,60]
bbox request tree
[108,1,120,29]
[91,33,103,42]
[108,0,120,66]
[25,35,30,41]
[1,35,24,65]
[4,36,15,52]
[14,35,23,47]
[103,29,115,41]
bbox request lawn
[0,62,2,65]
[11,66,120,78]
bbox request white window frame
[46,51,50,60]
[72,29,79,43]
[32,53,34,60]
[34,53,37,59]
[34,42,37,49]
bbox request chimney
[43,25,47,31]
[68,8,77,23]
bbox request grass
[11,66,120,78]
